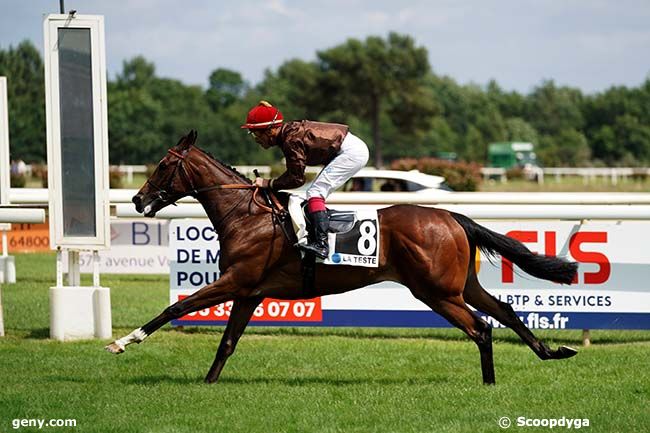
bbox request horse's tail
[449,212,578,284]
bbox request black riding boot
[299,210,330,259]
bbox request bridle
[145,146,283,214]
[145,143,294,281]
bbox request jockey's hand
[253,177,270,188]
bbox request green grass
[480,176,650,192]
[1,253,649,433]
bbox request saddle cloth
[288,195,380,268]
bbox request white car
[287,168,452,197]
[340,168,452,193]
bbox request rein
[148,147,284,215]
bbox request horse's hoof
[105,342,124,354]
[556,345,578,359]
[204,375,217,384]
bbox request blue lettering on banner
[547,295,612,307]
[132,222,151,245]
[176,249,219,264]
[177,249,204,264]
[496,294,530,307]
[176,225,216,242]
[206,249,220,264]
[177,271,220,287]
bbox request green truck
[487,142,538,169]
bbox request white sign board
[43,14,110,249]
[169,219,650,329]
[74,220,169,274]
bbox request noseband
[144,149,196,206]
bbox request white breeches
[306,132,369,200]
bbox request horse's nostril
[132,195,144,213]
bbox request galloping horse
[106,131,578,385]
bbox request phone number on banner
[177,295,322,322]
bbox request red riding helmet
[241,100,284,129]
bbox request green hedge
[390,157,482,191]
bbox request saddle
[301,202,357,234]
[288,195,380,295]
[288,196,379,263]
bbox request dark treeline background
[1,33,649,167]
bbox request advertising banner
[7,223,51,253]
[76,220,168,274]
[169,219,650,329]
[10,219,168,274]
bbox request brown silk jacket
[271,120,349,190]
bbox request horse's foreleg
[204,297,263,384]
[105,274,238,354]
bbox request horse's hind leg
[204,297,262,384]
[416,292,495,385]
[463,252,577,360]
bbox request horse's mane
[193,146,252,184]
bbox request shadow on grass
[26,328,50,340]
[15,325,650,347]
[168,326,650,346]
[219,375,451,386]
[124,374,450,387]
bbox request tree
[0,41,45,161]
[422,117,459,154]
[206,68,247,112]
[316,33,436,167]
[527,80,584,136]
[115,56,156,89]
[426,76,507,163]
[108,56,216,164]
[583,81,650,164]
[486,80,526,119]
[537,129,591,167]
[504,117,539,144]
[613,114,650,164]
[107,83,164,163]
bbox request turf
[1,253,649,433]
[480,176,650,192]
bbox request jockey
[242,100,369,259]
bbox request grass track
[1,254,649,433]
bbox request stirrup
[298,242,328,259]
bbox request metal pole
[56,248,63,287]
[59,0,65,14]
[93,250,100,287]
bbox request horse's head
[133,130,199,217]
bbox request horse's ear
[181,130,197,148]
[175,133,186,147]
[177,130,197,150]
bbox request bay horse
[106,130,578,385]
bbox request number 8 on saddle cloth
[288,195,380,268]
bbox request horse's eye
[159,162,167,170]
